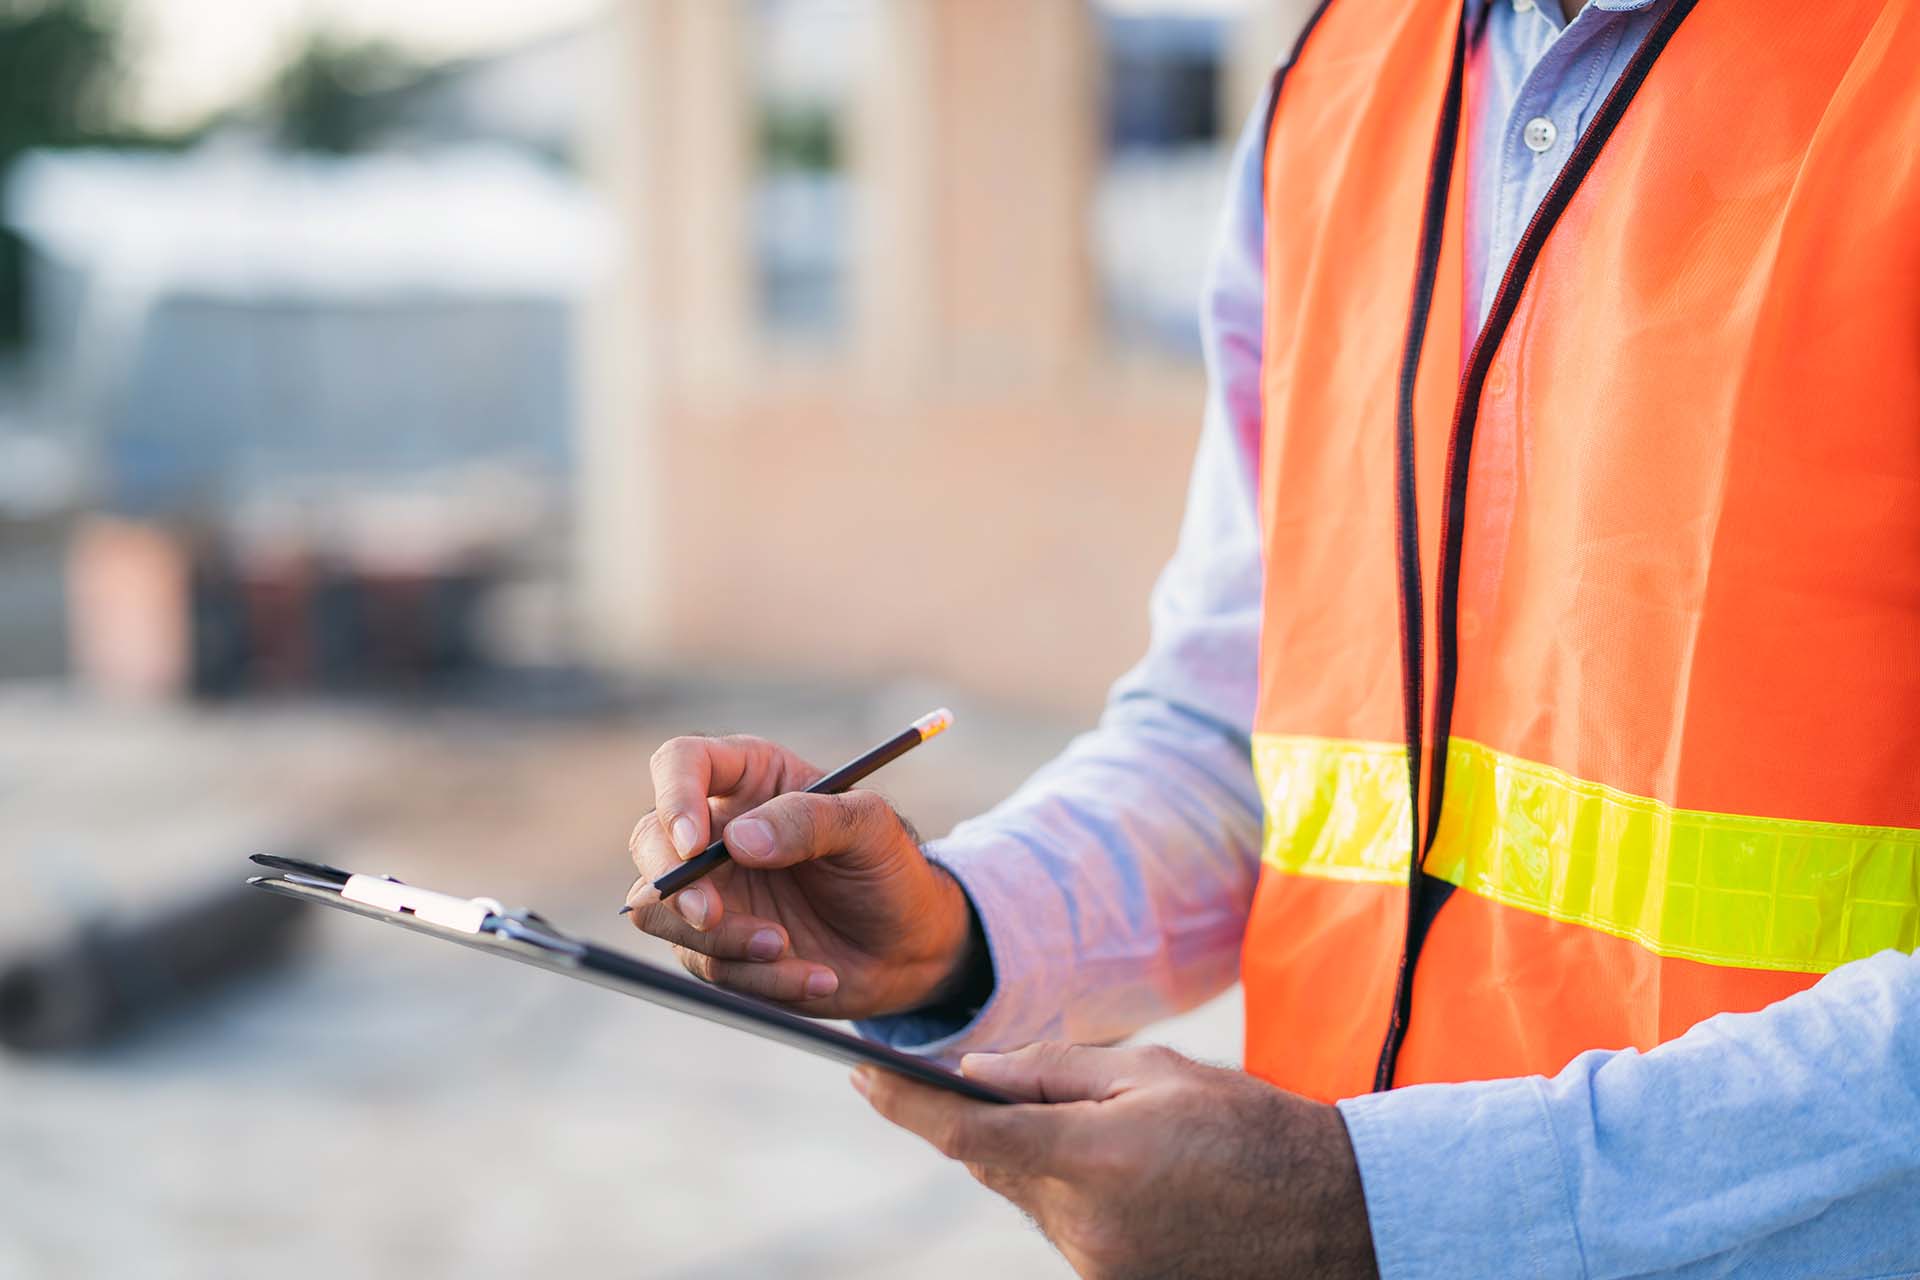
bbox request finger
[960,1042,1181,1103]
[627,809,683,879]
[724,789,904,871]
[853,1067,1069,1171]
[673,946,840,1003]
[648,735,781,860]
[630,903,791,964]
[626,812,729,930]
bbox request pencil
[620,708,954,915]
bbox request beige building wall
[1223,0,1320,129]
[579,1,1311,716]
[853,0,1100,381]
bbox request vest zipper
[1372,0,1702,1091]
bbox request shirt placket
[1483,3,1631,321]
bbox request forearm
[1339,948,1920,1279]
[872,691,1263,1057]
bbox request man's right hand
[626,734,981,1020]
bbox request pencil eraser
[912,708,954,740]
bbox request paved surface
[0,685,1241,1278]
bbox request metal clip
[341,875,504,935]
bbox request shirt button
[1523,116,1558,153]
[1513,0,1535,11]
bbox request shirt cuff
[854,832,1075,1064]
[1338,1076,1586,1280]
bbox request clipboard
[246,854,1014,1105]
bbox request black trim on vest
[1373,0,1703,1091]
[1374,11,1470,1096]
[1260,0,1342,146]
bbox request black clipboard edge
[249,875,1016,1105]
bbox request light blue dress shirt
[864,2,1920,1275]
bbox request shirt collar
[1463,0,1661,21]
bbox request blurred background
[0,1,1310,1275]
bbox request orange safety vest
[1242,0,1920,1102]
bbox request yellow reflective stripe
[1254,735,1413,885]
[1253,733,1920,973]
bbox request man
[628,0,1920,1274]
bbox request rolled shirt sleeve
[1340,947,1920,1279]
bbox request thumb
[961,1042,1179,1104]
[723,789,905,871]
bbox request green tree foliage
[0,0,121,349]
[270,33,416,155]
[760,104,840,174]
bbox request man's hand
[854,1043,1377,1280]
[626,733,980,1019]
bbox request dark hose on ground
[0,875,308,1052]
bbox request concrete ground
[0,683,1241,1279]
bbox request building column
[574,0,754,668]
[852,0,1100,383]
[1223,0,1318,132]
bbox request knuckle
[1015,1041,1073,1076]
[826,792,888,847]
[1139,1044,1184,1071]
[933,1114,973,1160]
[1032,1041,1075,1066]
[674,945,715,982]
[708,921,751,959]
[631,905,678,940]
[857,1068,892,1105]
[975,1164,1025,1203]
[843,788,890,819]
[649,737,691,768]
[844,790,900,836]
[765,794,818,848]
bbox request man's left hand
[853,1042,1377,1279]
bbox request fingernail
[671,816,700,856]
[676,887,710,929]
[728,818,774,859]
[850,1067,872,1098]
[747,929,784,961]
[804,969,839,999]
[959,1053,997,1076]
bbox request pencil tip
[616,904,632,916]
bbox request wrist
[1234,1084,1377,1278]
[912,863,995,1017]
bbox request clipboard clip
[248,855,587,958]
[341,875,504,934]
[339,874,587,957]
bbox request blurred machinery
[67,487,542,702]
[0,874,307,1052]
